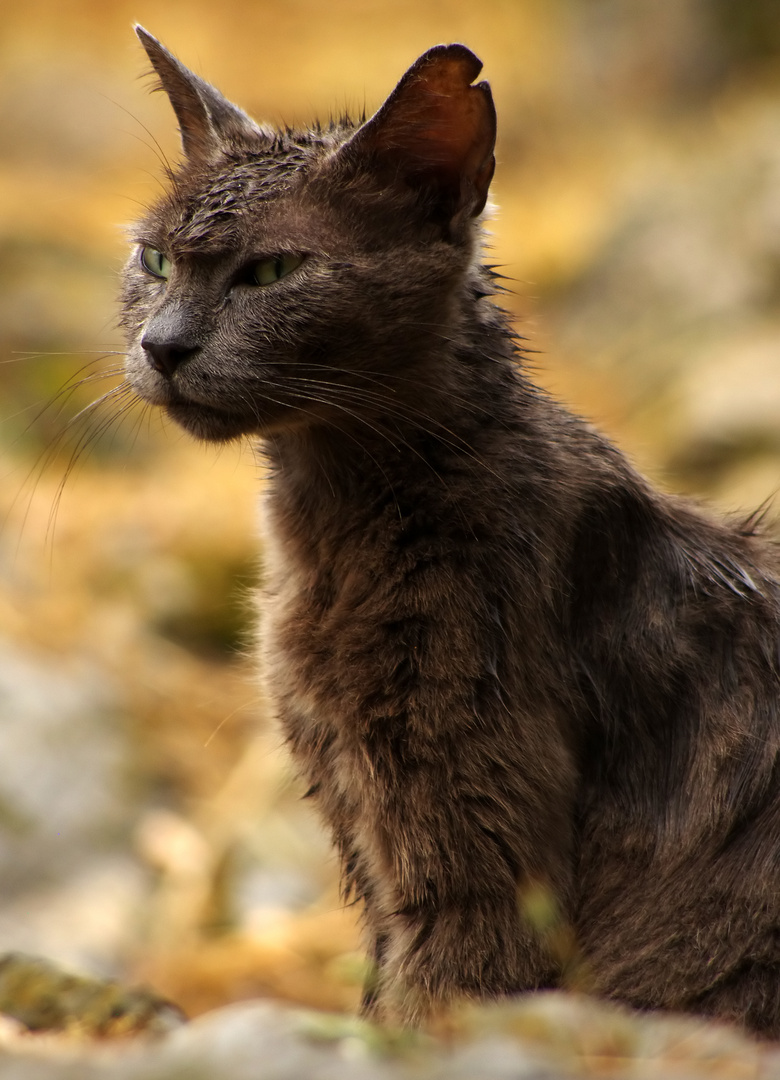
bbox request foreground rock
[0,993,775,1080]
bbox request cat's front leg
[355,781,570,1026]
[365,883,560,1026]
[359,927,389,1018]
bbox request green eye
[249,253,303,286]
[140,247,171,280]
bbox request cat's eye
[248,253,304,286]
[139,246,171,280]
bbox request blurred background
[2,0,780,1020]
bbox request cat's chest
[258,490,393,725]
[256,472,477,729]
[257,497,402,816]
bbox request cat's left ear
[135,26,264,163]
[339,44,496,224]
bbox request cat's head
[122,28,497,442]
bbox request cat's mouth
[164,394,260,443]
[127,362,272,442]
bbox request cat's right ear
[135,26,264,163]
[336,44,496,225]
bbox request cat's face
[122,30,496,443]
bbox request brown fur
[122,28,780,1033]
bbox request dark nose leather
[141,337,198,377]
[141,304,201,377]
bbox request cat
[122,27,780,1035]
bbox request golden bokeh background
[2,0,780,1020]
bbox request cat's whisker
[45,390,141,543]
[7,349,124,360]
[7,379,137,551]
[13,366,127,450]
[254,385,404,495]
[296,392,457,505]
[7,363,126,491]
[301,362,514,431]
[276,375,504,484]
[67,380,131,427]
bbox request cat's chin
[165,399,258,443]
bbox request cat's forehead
[159,137,326,251]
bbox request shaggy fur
[123,28,780,1034]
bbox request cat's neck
[261,293,522,502]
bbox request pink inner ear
[352,45,497,218]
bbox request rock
[0,994,774,1080]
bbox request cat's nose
[141,336,198,377]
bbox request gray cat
[123,27,780,1034]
